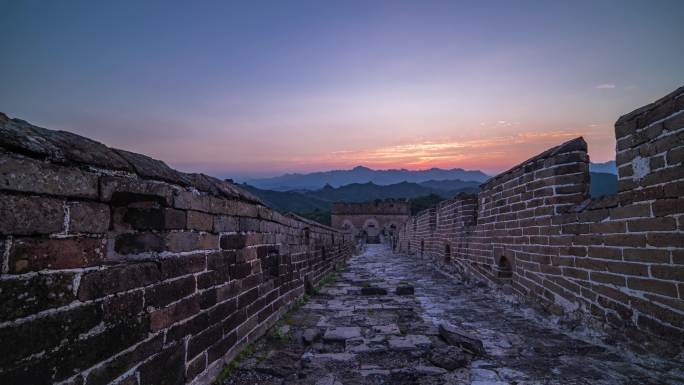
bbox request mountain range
[241,179,479,214]
[241,162,618,222]
[589,160,617,174]
[244,165,490,191]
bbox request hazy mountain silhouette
[241,180,479,213]
[244,166,490,190]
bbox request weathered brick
[9,237,107,273]
[0,303,102,369]
[149,295,200,331]
[208,299,237,324]
[622,248,670,263]
[173,190,209,212]
[0,272,76,321]
[138,343,185,385]
[187,210,213,231]
[214,215,239,232]
[207,331,237,363]
[609,204,651,220]
[0,152,99,198]
[78,263,161,301]
[603,234,646,247]
[187,324,222,360]
[587,246,621,260]
[165,232,218,252]
[0,194,64,235]
[589,272,625,286]
[123,208,186,230]
[238,287,258,309]
[627,277,678,297]
[102,290,144,324]
[220,233,247,249]
[217,281,242,301]
[647,233,684,248]
[84,335,163,385]
[222,309,247,334]
[68,201,110,233]
[115,232,164,254]
[100,176,173,206]
[604,261,649,277]
[186,352,207,381]
[651,265,684,281]
[652,198,684,217]
[166,312,210,342]
[145,276,196,309]
[159,253,206,280]
[667,146,684,165]
[627,217,677,232]
[230,262,252,280]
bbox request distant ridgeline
[243,165,617,222]
[244,165,490,190]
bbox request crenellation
[397,87,684,355]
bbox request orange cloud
[299,126,615,173]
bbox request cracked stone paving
[219,244,684,385]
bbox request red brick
[622,248,670,263]
[604,261,648,277]
[187,324,222,360]
[590,222,626,234]
[609,204,651,220]
[587,246,621,260]
[145,276,196,309]
[150,295,200,331]
[647,233,684,248]
[627,277,678,297]
[9,237,106,273]
[627,217,677,232]
[165,232,218,252]
[651,265,684,281]
[590,272,625,286]
[562,267,589,280]
[653,198,684,217]
[603,234,646,247]
[160,253,206,280]
[68,201,110,233]
[78,262,161,300]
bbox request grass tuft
[213,344,255,384]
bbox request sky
[1,0,683,179]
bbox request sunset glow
[1,1,682,179]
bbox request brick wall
[0,114,355,385]
[398,86,684,356]
[330,200,409,239]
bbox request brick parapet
[398,87,684,357]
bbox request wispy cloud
[595,83,616,89]
[308,129,596,172]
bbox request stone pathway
[221,245,684,385]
